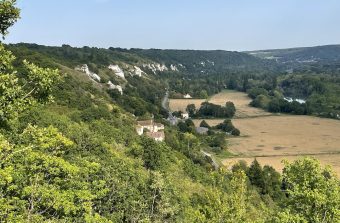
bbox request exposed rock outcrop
[75,64,101,82]
[108,64,125,79]
[107,81,123,95]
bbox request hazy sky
[5,0,340,51]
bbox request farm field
[169,99,205,112]
[171,90,340,175]
[222,115,340,175]
[222,154,340,176]
[169,90,271,118]
[192,119,225,127]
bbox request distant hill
[246,45,340,62]
[126,48,277,75]
[6,43,277,76]
[246,45,340,73]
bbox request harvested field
[208,91,271,118]
[169,99,205,112]
[192,119,225,127]
[222,154,340,176]
[169,90,270,118]
[222,115,340,175]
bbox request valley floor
[170,90,340,176]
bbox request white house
[183,94,192,99]
[146,131,165,142]
[136,119,165,141]
[181,113,189,119]
[196,127,209,135]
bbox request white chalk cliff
[75,64,101,82]
[133,66,143,77]
[142,63,168,73]
[107,81,123,95]
[108,64,125,79]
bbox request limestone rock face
[170,64,178,71]
[133,66,143,77]
[75,64,101,82]
[107,81,123,95]
[108,64,125,79]
[142,63,168,73]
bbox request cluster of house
[136,119,165,142]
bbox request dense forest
[0,1,340,222]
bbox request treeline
[246,73,340,119]
[185,102,236,118]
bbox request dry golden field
[208,91,271,118]
[222,154,340,176]
[169,90,270,118]
[169,99,205,112]
[222,115,340,175]
[192,119,225,127]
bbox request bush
[248,87,269,99]
[199,120,210,128]
[231,128,240,136]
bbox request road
[162,91,178,125]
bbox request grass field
[169,90,271,118]
[169,99,205,112]
[222,115,340,175]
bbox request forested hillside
[0,1,339,222]
[247,45,340,74]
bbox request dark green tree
[199,120,210,129]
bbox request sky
[4,0,340,51]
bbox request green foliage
[197,101,236,118]
[231,128,240,136]
[250,94,270,108]
[215,119,240,136]
[0,125,101,222]
[0,44,60,126]
[0,0,20,38]
[178,119,196,134]
[186,103,196,117]
[276,157,340,223]
[248,87,269,99]
[247,73,340,119]
[199,120,210,129]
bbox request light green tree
[0,0,60,126]
[0,0,20,38]
[274,157,340,223]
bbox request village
[135,93,210,141]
